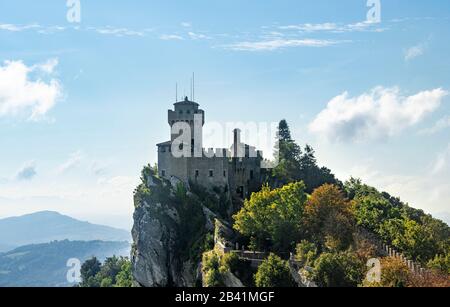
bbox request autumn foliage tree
[303,184,356,251]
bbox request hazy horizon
[1,0,449,230]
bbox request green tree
[202,250,224,287]
[271,120,340,192]
[313,252,364,287]
[299,145,341,193]
[272,120,302,186]
[394,219,440,263]
[80,257,102,287]
[255,254,296,287]
[233,182,307,252]
[80,257,134,288]
[295,240,318,266]
[348,179,449,264]
[115,261,134,287]
[428,254,450,275]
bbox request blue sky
[0,0,449,229]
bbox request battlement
[157,97,263,199]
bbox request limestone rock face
[132,201,175,287]
[131,173,222,287]
[131,197,199,287]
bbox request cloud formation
[405,43,426,61]
[159,34,184,41]
[309,87,448,142]
[57,151,84,174]
[92,27,145,37]
[0,59,62,120]
[419,115,450,135]
[224,39,344,51]
[278,20,385,33]
[0,23,40,32]
[432,144,450,175]
[16,161,37,181]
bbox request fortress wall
[188,155,229,189]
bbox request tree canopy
[254,254,296,287]
[233,182,307,252]
[304,184,355,251]
[80,256,134,288]
[271,120,341,193]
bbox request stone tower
[158,97,263,199]
[168,96,205,153]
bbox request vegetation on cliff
[229,120,450,287]
[131,119,449,288]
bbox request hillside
[0,211,131,252]
[0,240,131,287]
[131,120,450,288]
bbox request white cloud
[159,34,184,41]
[309,87,448,142]
[0,59,62,120]
[57,151,84,174]
[224,38,345,51]
[188,32,210,40]
[279,23,338,32]
[181,22,192,28]
[278,20,385,33]
[16,161,37,181]
[431,144,450,175]
[91,161,108,176]
[93,27,145,37]
[405,43,426,61]
[419,115,450,135]
[0,23,40,32]
[34,58,59,74]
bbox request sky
[0,0,449,230]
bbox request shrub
[254,254,296,287]
[313,252,364,287]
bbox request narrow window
[209,170,214,177]
[161,170,166,177]
[250,170,254,180]
[195,170,199,177]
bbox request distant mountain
[0,240,130,287]
[0,211,131,252]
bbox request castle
[157,97,263,199]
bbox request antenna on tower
[190,76,193,101]
[175,83,178,102]
[193,72,195,101]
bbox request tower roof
[174,96,199,106]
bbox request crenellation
[157,97,263,199]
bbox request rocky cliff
[131,166,231,287]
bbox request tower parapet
[158,96,262,199]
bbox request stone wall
[357,227,431,277]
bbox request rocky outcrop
[131,200,182,287]
[223,271,245,287]
[131,170,227,287]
